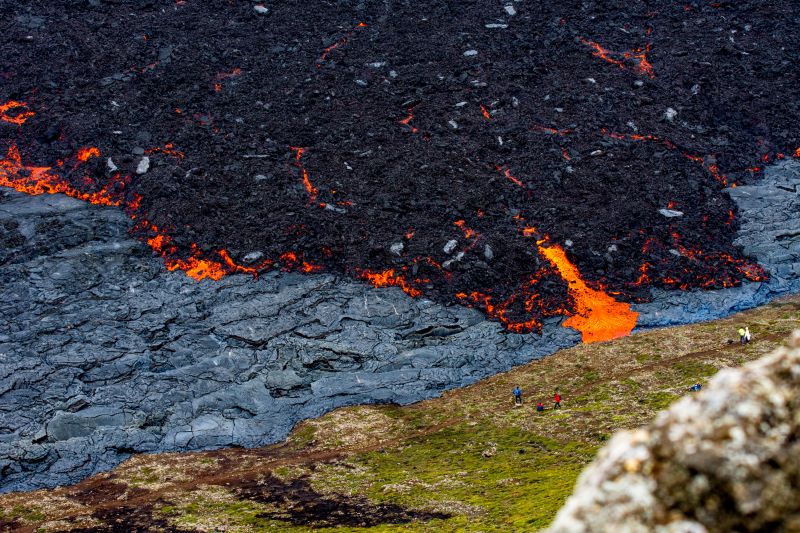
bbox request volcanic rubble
[1,0,799,336]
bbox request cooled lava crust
[1,0,797,337]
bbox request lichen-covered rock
[548,331,800,533]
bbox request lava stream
[537,241,639,342]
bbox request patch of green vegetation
[289,422,317,449]
[634,352,660,364]
[303,424,594,532]
[644,391,679,411]
[572,384,614,413]
[622,378,641,391]
[673,361,718,385]
[166,495,282,531]
[581,369,600,383]
[0,505,46,523]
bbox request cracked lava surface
[2,0,798,342]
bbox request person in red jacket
[553,391,562,409]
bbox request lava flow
[0,101,34,125]
[580,38,655,78]
[0,145,125,207]
[316,22,367,67]
[538,241,639,342]
[289,146,318,202]
[1,0,790,346]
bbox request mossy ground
[2,296,799,532]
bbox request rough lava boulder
[548,330,800,533]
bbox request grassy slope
[2,296,799,532]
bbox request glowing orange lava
[146,142,185,159]
[359,268,422,297]
[76,147,100,162]
[0,101,35,125]
[213,67,243,92]
[580,38,655,78]
[316,22,367,67]
[399,106,419,133]
[289,146,318,202]
[280,251,322,273]
[0,145,123,206]
[538,241,639,342]
[454,219,478,239]
[495,165,524,187]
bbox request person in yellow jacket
[738,327,746,345]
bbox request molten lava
[76,147,100,162]
[358,268,422,297]
[289,146,318,202]
[537,241,639,342]
[213,67,242,92]
[316,22,367,67]
[495,165,524,187]
[399,106,419,133]
[146,143,185,159]
[0,145,124,206]
[580,38,656,78]
[0,101,35,125]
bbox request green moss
[635,352,660,364]
[644,391,679,410]
[1,505,46,523]
[289,422,317,449]
[169,496,283,531]
[297,424,594,531]
[622,378,641,390]
[581,369,600,383]
[673,361,718,385]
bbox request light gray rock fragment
[135,156,150,175]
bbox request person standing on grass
[513,386,523,406]
[536,402,544,412]
[745,326,752,344]
[553,391,562,409]
[738,327,746,345]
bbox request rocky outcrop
[548,331,800,533]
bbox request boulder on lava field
[548,331,800,533]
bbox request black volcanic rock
[1,1,796,330]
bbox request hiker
[690,383,702,392]
[536,402,544,412]
[738,327,746,345]
[513,386,523,406]
[553,391,562,409]
[745,327,752,344]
